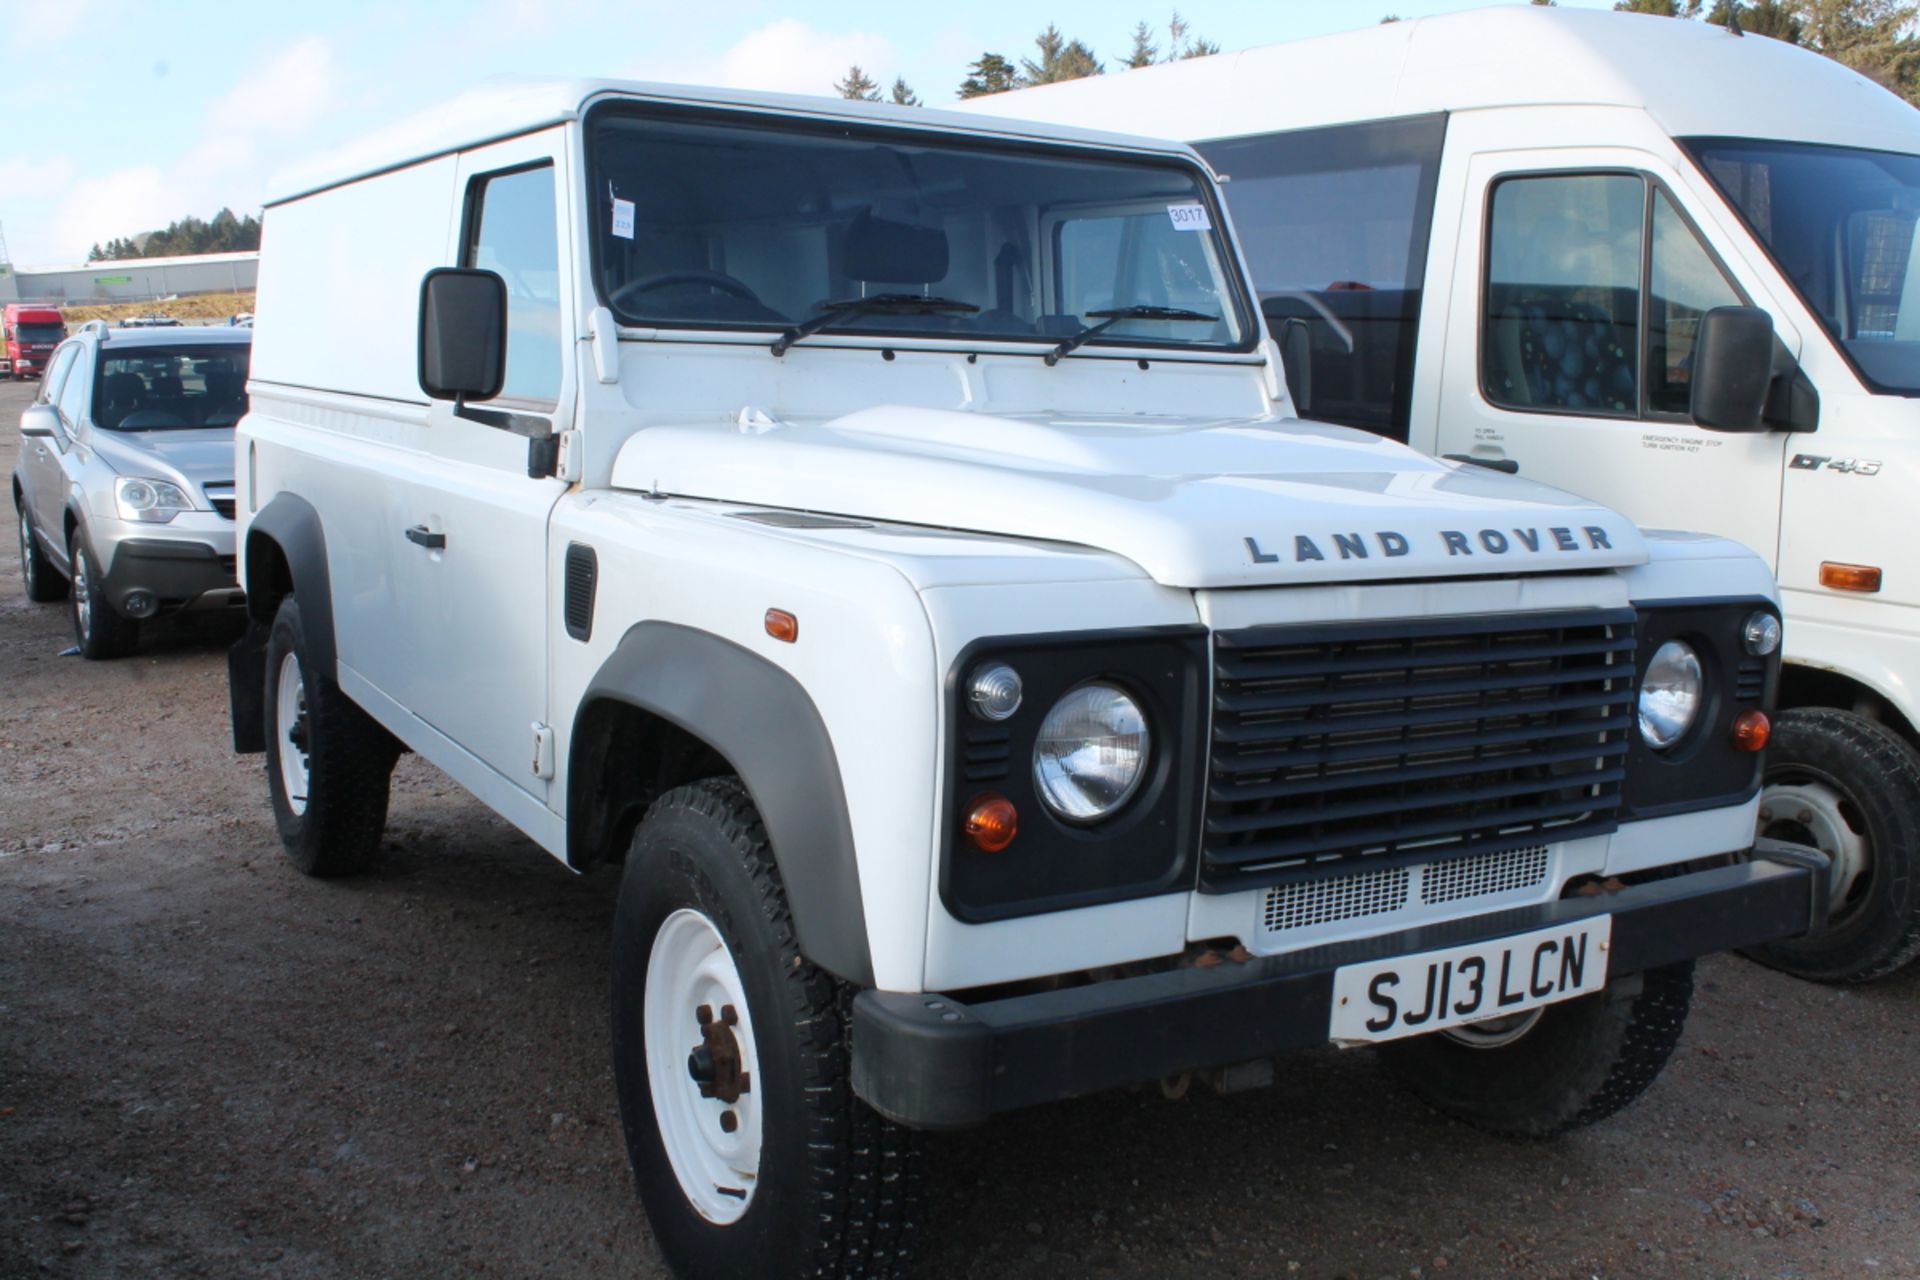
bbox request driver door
[388,129,573,807]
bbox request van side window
[1648,190,1742,413]
[463,163,561,408]
[1484,175,1642,416]
[1197,115,1446,441]
[1483,173,1742,420]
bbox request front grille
[1420,843,1550,904]
[1262,864,1409,933]
[1205,610,1636,892]
[1258,843,1551,938]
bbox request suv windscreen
[587,105,1251,354]
[93,344,252,430]
[1685,136,1920,395]
[16,323,64,344]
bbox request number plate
[1328,916,1612,1045]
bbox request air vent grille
[564,543,597,643]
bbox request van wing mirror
[1689,305,1774,433]
[19,404,58,439]
[417,267,507,403]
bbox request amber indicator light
[962,794,1018,852]
[1819,562,1882,593]
[1730,708,1770,753]
[764,609,799,643]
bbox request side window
[1648,190,1742,413]
[1484,174,1643,416]
[463,163,561,407]
[56,350,89,429]
[1483,172,1743,419]
[38,344,78,406]
[1198,115,1446,440]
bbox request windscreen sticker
[611,197,635,240]
[1167,203,1212,231]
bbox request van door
[391,131,572,801]
[1433,152,1794,565]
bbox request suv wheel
[263,595,398,876]
[1744,708,1920,983]
[612,777,925,1280]
[1377,962,1693,1138]
[17,505,67,602]
[68,532,138,658]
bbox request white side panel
[252,156,459,403]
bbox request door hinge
[531,722,555,780]
[556,429,582,483]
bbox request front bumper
[99,536,241,614]
[852,844,1824,1129]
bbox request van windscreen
[1685,136,1920,396]
[585,105,1253,356]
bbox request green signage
[94,274,132,284]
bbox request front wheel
[68,532,137,658]
[1744,708,1920,983]
[611,777,925,1280]
[1378,962,1694,1138]
[263,596,398,876]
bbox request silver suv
[12,324,249,657]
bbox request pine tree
[1707,0,1804,38]
[1164,11,1218,58]
[958,52,1018,98]
[834,65,882,101]
[1019,24,1103,85]
[890,77,921,106]
[1614,0,1704,14]
[1797,0,1920,98]
[1125,21,1159,67]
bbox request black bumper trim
[101,537,239,609]
[852,852,1822,1130]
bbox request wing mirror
[19,404,59,440]
[1690,305,1775,433]
[417,267,507,405]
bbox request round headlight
[966,661,1023,722]
[1033,683,1149,823]
[1743,610,1781,657]
[1638,640,1704,750]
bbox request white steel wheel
[1761,779,1873,922]
[644,907,764,1225]
[1442,1008,1544,1049]
[275,650,311,817]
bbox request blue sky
[0,0,1615,266]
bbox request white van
[975,6,1920,984]
[231,76,1820,1278]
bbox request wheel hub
[687,1003,752,1104]
[1761,779,1870,912]
[1442,1008,1544,1050]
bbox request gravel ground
[4,375,1919,1280]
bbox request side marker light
[1731,709,1770,753]
[962,794,1018,852]
[1819,562,1882,593]
[764,609,798,642]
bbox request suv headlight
[1638,639,1703,750]
[114,476,193,524]
[1033,683,1150,822]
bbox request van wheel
[1378,962,1693,1138]
[18,504,67,602]
[611,778,925,1280]
[68,532,137,658]
[1744,708,1920,983]
[263,596,398,876]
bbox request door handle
[405,524,446,549]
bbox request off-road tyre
[611,777,926,1280]
[67,531,137,658]
[263,595,399,877]
[1745,708,1920,983]
[1379,961,1694,1139]
[17,502,67,602]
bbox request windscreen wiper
[770,293,980,357]
[1044,305,1219,366]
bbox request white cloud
[626,18,899,98]
[12,0,98,50]
[46,166,182,263]
[205,35,339,139]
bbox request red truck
[3,304,65,379]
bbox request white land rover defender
[230,81,1823,1279]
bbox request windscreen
[586,105,1251,354]
[94,344,251,430]
[16,323,64,344]
[1686,136,1920,395]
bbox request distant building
[0,250,258,303]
